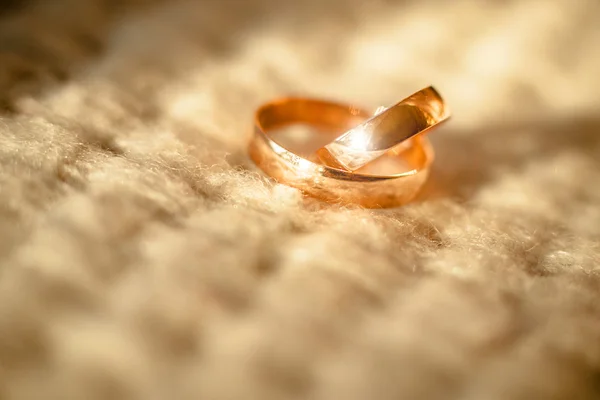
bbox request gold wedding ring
[248,89,449,207]
[315,86,449,171]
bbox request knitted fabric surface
[1,0,599,399]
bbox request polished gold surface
[249,98,434,208]
[315,86,449,171]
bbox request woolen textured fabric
[1,0,599,399]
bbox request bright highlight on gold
[315,86,450,171]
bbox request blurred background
[1,1,600,399]
[2,0,599,115]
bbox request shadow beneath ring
[415,114,600,203]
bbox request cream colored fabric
[1,0,599,399]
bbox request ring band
[315,86,449,171]
[249,98,435,208]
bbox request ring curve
[315,86,449,171]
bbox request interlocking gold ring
[248,90,449,208]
